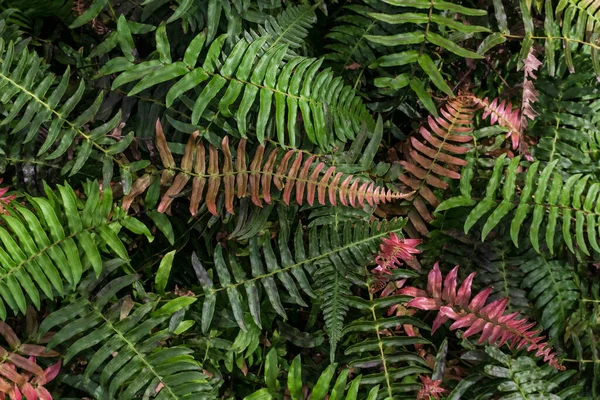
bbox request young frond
[401,263,564,370]
[0,320,60,399]
[123,121,411,217]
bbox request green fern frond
[438,154,600,256]
[39,271,212,400]
[0,39,130,177]
[342,269,430,399]
[364,0,491,97]
[103,27,375,149]
[0,182,151,320]
[245,4,317,58]
[244,351,370,400]
[521,257,579,338]
[194,214,407,355]
[483,346,579,400]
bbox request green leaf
[154,297,197,317]
[417,54,454,97]
[156,250,176,295]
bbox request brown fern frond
[398,96,475,234]
[400,263,565,370]
[123,120,413,216]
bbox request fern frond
[399,95,475,234]
[0,39,128,177]
[245,4,317,58]
[343,269,430,398]
[365,0,490,97]
[104,28,375,149]
[471,95,521,150]
[38,273,212,400]
[194,215,407,358]
[245,352,367,399]
[123,121,412,217]
[484,347,576,399]
[521,257,579,338]
[438,154,600,256]
[401,263,565,370]
[0,320,60,399]
[0,182,151,319]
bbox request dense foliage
[0,0,599,398]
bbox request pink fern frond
[417,375,447,400]
[400,263,565,370]
[472,97,521,150]
[372,233,422,275]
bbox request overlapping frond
[123,121,411,216]
[438,154,600,256]
[102,28,375,149]
[0,39,128,177]
[401,263,564,370]
[39,272,212,400]
[398,96,475,234]
[0,182,151,319]
[194,216,406,360]
[342,269,430,399]
[365,0,491,103]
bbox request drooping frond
[438,154,600,256]
[123,121,412,216]
[102,28,375,149]
[0,182,151,319]
[365,0,491,99]
[401,263,565,370]
[38,272,213,400]
[398,96,475,234]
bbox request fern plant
[2,0,600,398]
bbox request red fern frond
[0,179,15,215]
[417,375,447,400]
[373,233,422,274]
[0,322,60,399]
[400,263,565,370]
[398,96,475,235]
[471,97,521,150]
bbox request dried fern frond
[124,121,413,216]
[398,95,475,234]
[400,263,564,370]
